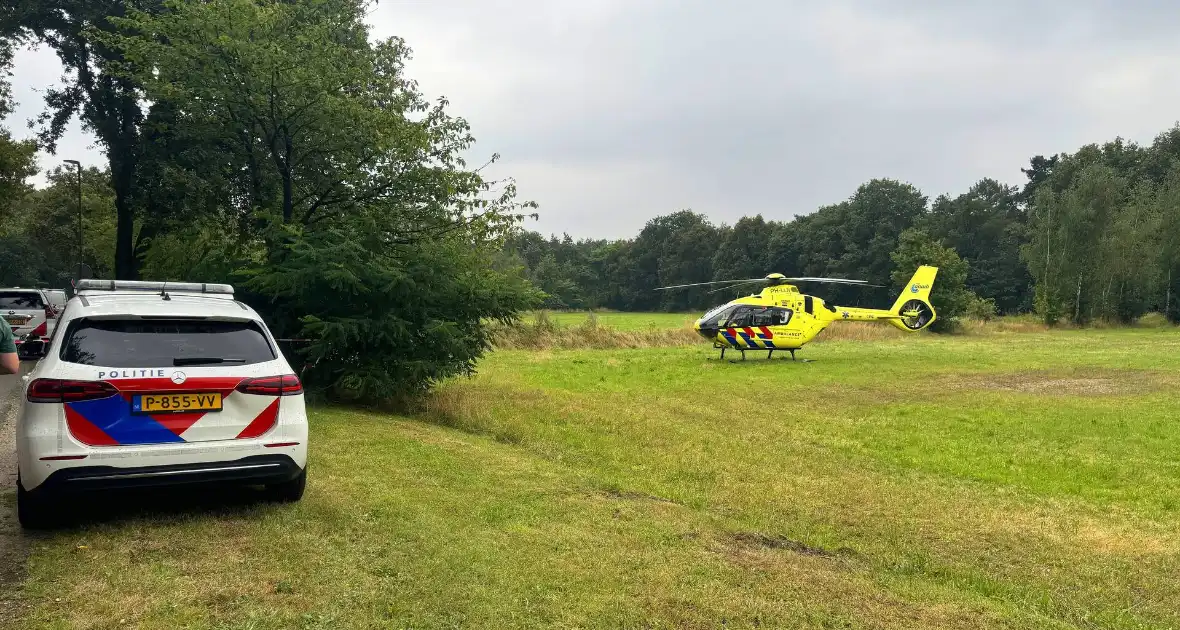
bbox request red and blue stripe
[721,326,776,348]
[62,377,278,446]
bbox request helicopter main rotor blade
[655,275,885,291]
[654,278,765,291]
[782,277,884,287]
[706,278,884,294]
[707,280,764,294]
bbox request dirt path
[0,366,30,626]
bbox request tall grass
[812,321,907,341]
[491,311,702,350]
[1134,312,1173,328]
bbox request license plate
[3,315,30,325]
[133,392,223,414]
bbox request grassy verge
[11,327,1180,628]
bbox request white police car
[16,280,308,528]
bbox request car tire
[265,468,306,503]
[17,477,59,530]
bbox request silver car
[0,288,51,359]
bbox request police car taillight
[27,379,118,403]
[235,374,303,396]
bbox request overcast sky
[8,0,1180,239]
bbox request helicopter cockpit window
[725,307,754,328]
[698,304,738,328]
[751,307,792,326]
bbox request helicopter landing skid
[715,345,806,362]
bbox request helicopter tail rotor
[888,266,939,332]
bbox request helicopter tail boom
[825,267,940,330]
[886,266,939,332]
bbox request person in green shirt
[0,318,18,374]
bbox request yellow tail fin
[888,266,939,331]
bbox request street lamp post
[63,159,82,283]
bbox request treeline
[506,129,1180,326]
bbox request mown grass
[10,325,1180,629]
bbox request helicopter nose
[696,325,719,341]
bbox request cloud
[8,0,1180,238]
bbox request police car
[16,280,308,528]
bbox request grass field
[9,322,1180,629]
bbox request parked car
[15,279,309,528]
[42,288,67,315]
[0,288,52,360]
[42,289,68,337]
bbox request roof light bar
[75,279,234,296]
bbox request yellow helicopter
[658,266,939,360]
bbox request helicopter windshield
[698,304,737,328]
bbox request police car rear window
[0,292,45,309]
[60,318,276,367]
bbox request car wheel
[17,477,59,530]
[264,468,306,503]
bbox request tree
[620,210,720,311]
[836,179,928,287]
[763,180,927,307]
[0,40,58,287]
[890,228,974,332]
[1019,154,1059,207]
[105,0,539,402]
[923,179,1032,313]
[0,39,37,230]
[711,215,769,282]
[107,0,489,234]
[1,0,164,279]
[1032,164,1128,323]
[242,214,540,403]
[1,166,118,287]
[1148,167,1180,322]
[17,166,117,279]
[765,208,845,284]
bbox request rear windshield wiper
[172,357,248,366]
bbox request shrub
[244,219,541,405]
[1136,312,1172,328]
[965,296,998,321]
[890,228,974,333]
